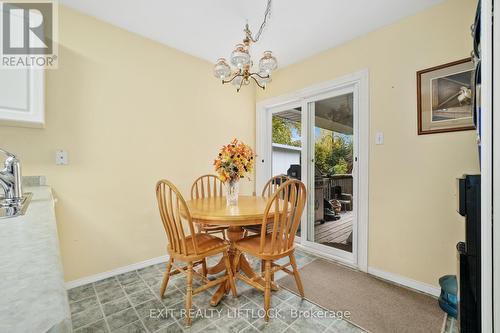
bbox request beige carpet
[277,259,445,333]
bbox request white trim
[295,242,358,269]
[481,0,494,332]
[256,69,369,273]
[490,0,500,330]
[367,267,441,298]
[357,70,370,273]
[256,69,370,110]
[65,255,169,290]
[305,98,316,260]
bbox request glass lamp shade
[231,75,251,88]
[259,51,277,74]
[213,58,231,80]
[231,75,243,87]
[256,72,272,86]
[230,44,251,68]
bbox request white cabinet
[0,68,44,128]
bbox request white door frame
[302,84,360,265]
[480,0,494,331]
[256,69,369,272]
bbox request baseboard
[295,243,359,270]
[65,254,441,298]
[295,244,440,297]
[65,255,170,290]
[368,267,441,297]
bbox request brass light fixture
[213,0,277,92]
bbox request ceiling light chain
[244,0,272,43]
[213,0,277,92]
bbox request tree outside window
[272,116,301,147]
[272,116,352,175]
[314,130,353,175]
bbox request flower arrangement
[214,138,255,183]
[214,138,255,205]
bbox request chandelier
[213,0,277,92]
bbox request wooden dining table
[184,195,276,306]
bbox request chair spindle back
[262,174,289,198]
[191,175,224,200]
[260,179,306,255]
[156,179,199,256]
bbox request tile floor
[443,316,458,333]
[68,251,365,333]
[68,250,454,333]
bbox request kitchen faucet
[0,148,23,202]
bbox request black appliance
[287,164,301,179]
[456,174,481,333]
[287,164,330,223]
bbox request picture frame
[417,58,475,135]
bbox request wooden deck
[315,211,353,252]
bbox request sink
[0,193,33,219]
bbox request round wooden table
[185,195,274,306]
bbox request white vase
[225,180,240,206]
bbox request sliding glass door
[258,72,367,269]
[269,104,303,240]
[304,87,358,263]
[271,107,302,177]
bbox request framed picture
[417,58,475,135]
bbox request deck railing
[322,174,353,201]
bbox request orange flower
[214,138,256,182]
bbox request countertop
[0,186,71,333]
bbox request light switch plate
[55,150,68,165]
[375,132,384,145]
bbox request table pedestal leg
[210,226,243,306]
[206,259,226,275]
[210,226,278,306]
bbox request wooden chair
[233,179,307,321]
[261,174,290,198]
[191,175,229,240]
[243,174,290,237]
[155,179,237,327]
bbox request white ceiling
[59,0,444,68]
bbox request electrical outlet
[55,150,68,165]
[375,132,384,145]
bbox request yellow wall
[0,0,479,287]
[256,0,479,286]
[0,6,256,281]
